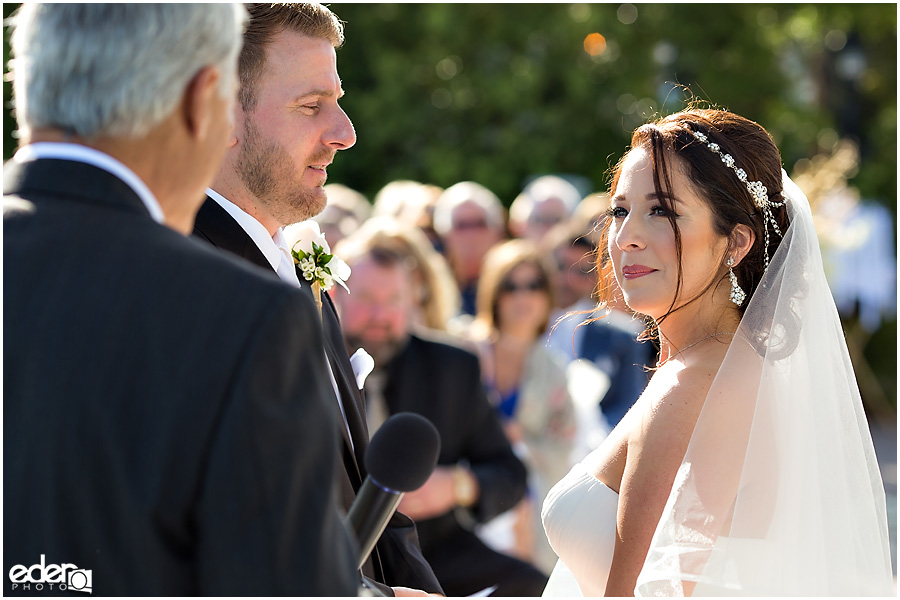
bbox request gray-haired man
[4,4,357,595]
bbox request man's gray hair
[9,3,247,139]
[433,181,506,236]
[509,175,581,225]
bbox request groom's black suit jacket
[193,197,442,595]
[3,159,358,595]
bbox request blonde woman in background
[463,239,576,575]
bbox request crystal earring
[727,257,746,306]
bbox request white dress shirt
[14,142,165,224]
[206,188,353,449]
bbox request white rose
[284,220,329,256]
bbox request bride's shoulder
[637,359,721,437]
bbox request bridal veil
[635,172,894,596]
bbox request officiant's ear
[728,224,755,266]
[182,65,222,141]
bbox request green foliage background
[319,3,896,210]
[3,3,896,411]
[4,4,897,208]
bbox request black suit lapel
[193,196,367,488]
[296,270,369,483]
[192,197,271,271]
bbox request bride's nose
[614,214,646,252]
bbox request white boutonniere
[283,220,351,318]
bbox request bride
[541,108,894,596]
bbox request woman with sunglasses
[464,239,577,576]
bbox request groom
[192,3,441,595]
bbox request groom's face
[335,256,412,368]
[232,30,356,226]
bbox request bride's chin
[620,298,660,319]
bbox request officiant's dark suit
[3,159,358,596]
[4,3,360,595]
[193,198,441,594]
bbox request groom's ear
[729,224,755,266]
[228,104,245,149]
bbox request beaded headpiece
[690,129,786,269]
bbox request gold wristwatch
[452,465,478,508]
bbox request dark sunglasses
[452,219,489,231]
[499,278,545,294]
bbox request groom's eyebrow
[294,85,346,101]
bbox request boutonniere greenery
[283,220,350,318]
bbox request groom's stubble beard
[235,116,334,226]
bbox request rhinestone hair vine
[690,129,786,269]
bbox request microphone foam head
[365,412,441,492]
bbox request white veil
[635,172,894,596]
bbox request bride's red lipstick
[622,265,656,280]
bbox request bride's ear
[729,224,755,266]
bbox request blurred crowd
[319,174,657,583]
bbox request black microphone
[346,412,441,571]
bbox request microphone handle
[346,479,403,570]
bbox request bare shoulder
[584,346,729,490]
[639,354,722,446]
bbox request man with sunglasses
[432,181,507,316]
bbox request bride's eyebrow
[647,192,682,204]
[610,192,680,204]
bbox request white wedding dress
[539,172,894,597]
[540,460,768,597]
[541,460,619,597]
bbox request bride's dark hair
[596,108,792,336]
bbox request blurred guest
[433,181,507,316]
[572,191,612,245]
[313,183,371,247]
[332,233,549,597]
[465,239,576,575]
[3,3,359,595]
[508,175,581,243]
[544,222,652,429]
[335,216,460,331]
[373,179,424,217]
[407,183,445,251]
[373,179,445,251]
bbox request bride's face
[608,147,729,320]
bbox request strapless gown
[542,462,774,597]
[541,460,619,597]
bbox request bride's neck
[655,294,741,364]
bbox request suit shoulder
[136,221,307,310]
[3,194,36,220]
